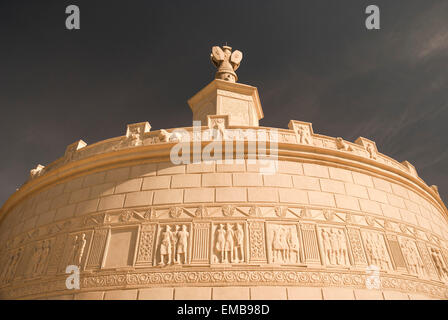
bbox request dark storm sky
[0,0,447,206]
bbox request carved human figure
[321,229,333,265]
[36,240,51,275]
[329,229,341,265]
[335,137,353,151]
[128,127,143,147]
[29,243,43,276]
[375,234,392,270]
[215,224,227,263]
[430,248,448,281]
[234,224,244,263]
[159,225,174,265]
[212,118,226,140]
[336,230,350,266]
[1,249,22,283]
[366,144,376,160]
[402,240,425,276]
[225,224,235,263]
[71,233,87,266]
[286,227,300,263]
[297,126,312,145]
[176,225,189,265]
[272,228,283,263]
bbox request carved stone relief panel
[60,231,93,272]
[385,234,407,272]
[300,223,321,265]
[266,223,301,265]
[191,223,210,264]
[135,224,157,266]
[318,226,351,267]
[24,238,53,278]
[211,222,247,264]
[361,230,393,271]
[428,246,448,282]
[0,247,24,285]
[416,241,440,281]
[398,236,427,278]
[247,221,267,264]
[154,223,192,266]
[85,228,109,270]
[104,227,138,269]
[346,227,368,267]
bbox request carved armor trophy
[210,45,243,83]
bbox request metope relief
[212,223,246,264]
[0,248,23,284]
[361,231,393,271]
[399,237,427,278]
[429,246,448,282]
[266,223,301,264]
[318,227,351,267]
[155,224,191,266]
[26,239,52,278]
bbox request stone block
[382,291,410,300]
[277,161,303,175]
[153,189,183,205]
[303,163,329,178]
[320,179,345,194]
[367,188,388,204]
[359,199,383,215]
[213,287,250,300]
[74,291,105,300]
[90,182,115,198]
[115,178,143,194]
[386,193,405,208]
[263,174,293,188]
[381,204,401,219]
[104,289,138,300]
[75,199,99,216]
[171,174,201,188]
[352,172,373,187]
[329,167,353,183]
[308,191,335,207]
[248,187,279,202]
[216,187,247,202]
[129,163,157,178]
[142,176,171,190]
[278,189,308,204]
[174,287,212,300]
[292,176,320,191]
[322,287,355,300]
[251,287,287,300]
[217,162,246,172]
[391,183,409,199]
[184,188,215,203]
[335,194,360,211]
[287,287,322,300]
[124,191,153,207]
[186,162,216,173]
[354,289,384,300]
[233,173,263,186]
[50,192,71,210]
[36,210,56,227]
[82,171,106,187]
[138,288,174,300]
[104,167,130,183]
[98,194,125,210]
[55,204,76,221]
[202,173,232,187]
[345,183,368,199]
[372,177,392,193]
[157,163,185,175]
[69,187,91,204]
